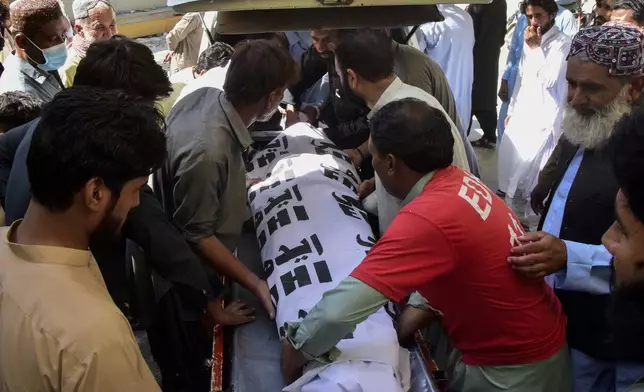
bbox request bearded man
[59,0,117,87]
[511,22,644,392]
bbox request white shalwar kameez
[416,4,475,132]
[498,27,571,229]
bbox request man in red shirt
[280,98,570,391]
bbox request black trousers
[146,290,212,392]
[468,109,498,142]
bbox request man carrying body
[498,0,578,141]
[514,22,644,392]
[279,98,570,392]
[602,108,644,392]
[0,0,67,102]
[59,0,117,87]
[416,5,475,132]
[292,29,479,178]
[498,0,572,230]
[332,30,469,235]
[155,39,297,323]
[0,86,164,391]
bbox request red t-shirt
[351,166,567,366]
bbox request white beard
[562,91,632,150]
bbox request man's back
[0,226,158,391]
[392,42,460,132]
[354,166,566,365]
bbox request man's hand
[504,116,511,128]
[300,106,319,124]
[284,108,299,128]
[358,178,376,200]
[164,52,172,64]
[397,306,437,348]
[525,25,542,49]
[254,279,276,319]
[508,232,567,278]
[280,340,307,385]
[498,79,509,102]
[247,178,261,190]
[208,300,255,326]
[343,148,363,167]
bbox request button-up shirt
[0,223,159,391]
[155,82,251,251]
[0,54,63,102]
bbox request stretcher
[208,124,447,392]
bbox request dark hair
[223,39,296,107]
[28,86,167,212]
[370,98,454,173]
[335,29,394,83]
[0,91,44,132]
[0,2,9,21]
[610,109,644,223]
[9,0,63,37]
[520,0,559,15]
[74,35,172,102]
[612,0,644,22]
[195,41,235,74]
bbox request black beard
[88,198,123,251]
[608,279,644,361]
[540,19,556,35]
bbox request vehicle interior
[129,2,491,391]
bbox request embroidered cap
[72,0,113,20]
[568,21,644,76]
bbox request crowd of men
[0,0,644,391]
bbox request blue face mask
[25,36,68,72]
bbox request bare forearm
[196,235,260,291]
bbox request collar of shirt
[367,76,405,119]
[219,92,252,150]
[401,170,436,207]
[4,221,93,267]
[5,54,55,85]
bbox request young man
[498,0,578,141]
[332,29,470,234]
[417,5,475,132]
[59,0,117,87]
[0,91,43,133]
[0,0,68,101]
[0,86,165,390]
[603,108,644,392]
[518,22,644,391]
[498,0,572,230]
[279,98,570,391]
[0,37,251,391]
[155,39,297,322]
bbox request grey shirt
[154,86,251,252]
[0,54,63,102]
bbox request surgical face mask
[24,36,68,72]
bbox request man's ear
[13,32,27,50]
[73,23,83,36]
[387,153,396,176]
[628,76,644,102]
[83,177,107,213]
[347,68,359,90]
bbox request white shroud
[246,123,409,392]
